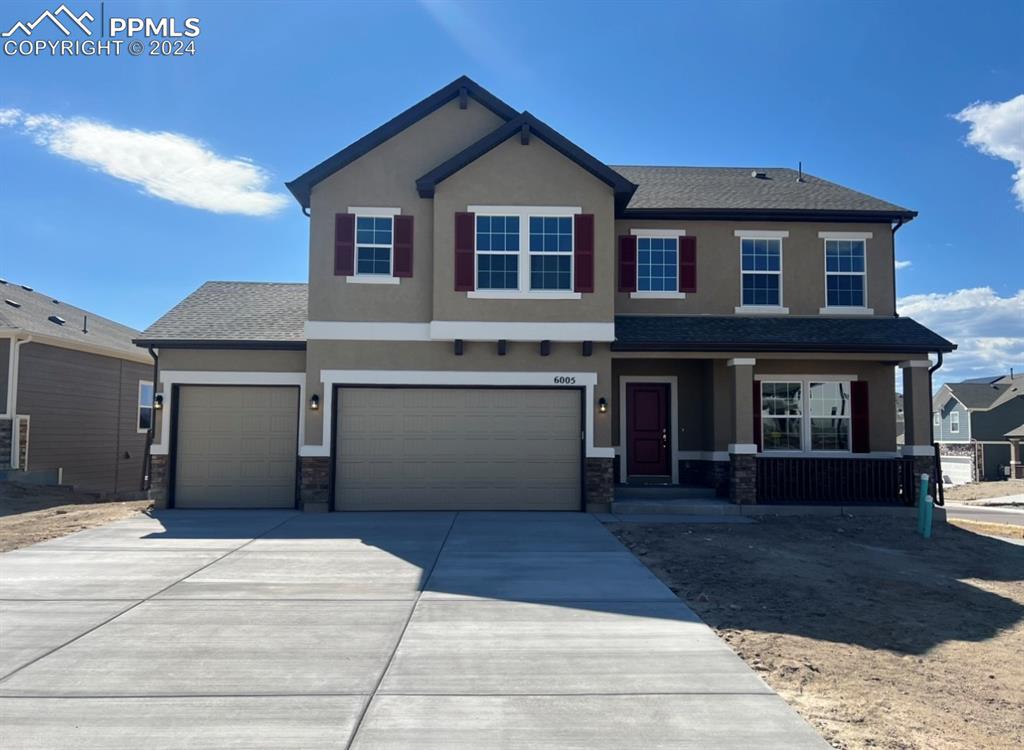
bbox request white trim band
[727,358,756,367]
[347,276,400,285]
[468,205,581,215]
[347,206,401,216]
[630,228,687,237]
[735,306,790,315]
[819,231,873,240]
[729,443,759,454]
[630,292,687,300]
[467,291,582,300]
[734,229,790,239]
[899,360,932,369]
[902,445,935,456]
[819,307,874,315]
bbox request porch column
[901,359,935,491]
[1009,438,1022,479]
[727,358,757,504]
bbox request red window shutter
[618,235,637,292]
[679,236,697,293]
[573,213,595,293]
[454,212,475,291]
[393,215,414,278]
[851,380,870,453]
[334,213,355,276]
[753,380,763,452]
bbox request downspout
[8,335,32,469]
[929,351,944,506]
[891,218,905,317]
[142,346,159,491]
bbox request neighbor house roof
[1005,423,1024,439]
[612,166,916,222]
[612,315,955,354]
[135,282,307,349]
[944,376,1023,411]
[285,76,518,211]
[0,279,151,363]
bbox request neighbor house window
[528,216,573,290]
[808,381,850,451]
[476,215,519,290]
[760,381,802,450]
[934,412,940,428]
[950,410,960,433]
[638,237,678,292]
[356,216,393,275]
[137,381,154,433]
[741,238,782,306]
[825,239,866,307]
[760,379,852,452]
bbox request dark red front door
[626,383,671,476]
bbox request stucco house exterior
[933,374,1023,481]
[1,280,154,493]
[136,76,955,512]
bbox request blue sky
[1,0,1021,382]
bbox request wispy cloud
[953,94,1024,210]
[0,108,288,216]
[894,259,912,270]
[898,287,1023,383]
[417,0,515,73]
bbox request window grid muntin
[637,236,678,292]
[356,216,393,276]
[476,214,520,290]
[741,238,782,306]
[528,216,573,291]
[759,379,852,453]
[825,239,866,307]
[808,381,851,451]
[950,410,960,433]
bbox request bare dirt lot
[611,517,1024,750]
[945,479,1024,503]
[0,482,151,552]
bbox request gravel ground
[611,516,1024,750]
[944,479,1024,503]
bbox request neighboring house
[934,373,1024,481]
[0,280,154,493]
[136,76,954,512]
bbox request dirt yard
[0,482,151,552]
[945,478,1024,503]
[611,516,1024,750]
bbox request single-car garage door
[174,385,298,509]
[335,387,581,511]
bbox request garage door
[335,387,581,511]
[174,385,298,509]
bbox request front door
[626,382,671,477]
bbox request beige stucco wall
[431,137,616,323]
[304,339,612,447]
[158,348,306,373]
[307,98,506,323]
[614,220,895,316]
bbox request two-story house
[136,76,955,512]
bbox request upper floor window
[825,239,866,307]
[529,217,573,291]
[934,412,940,428]
[356,216,393,276]
[476,215,519,290]
[137,381,154,433]
[638,237,678,292]
[741,238,782,306]
[950,410,960,433]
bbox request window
[476,215,519,290]
[356,216,393,275]
[933,412,940,428]
[638,237,678,292]
[741,238,782,306]
[529,216,573,290]
[760,379,852,452]
[950,410,960,433]
[137,381,154,433]
[825,239,866,307]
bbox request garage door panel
[174,386,298,509]
[336,388,581,511]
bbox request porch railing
[755,456,916,505]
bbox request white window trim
[353,210,398,280]
[933,412,940,427]
[738,236,785,311]
[757,376,855,455]
[631,229,686,298]
[137,380,154,434]
[618,375,679,484]
[470,207,580,298]
[950,410,960,433]
[822,237,869,311]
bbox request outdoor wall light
[153,394,163,410]
[598,397,608,414]
[310,394,320,410]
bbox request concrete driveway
[0,510,826,749]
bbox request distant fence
[756,456,916,505]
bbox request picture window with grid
[529,216,572,290]
[356,216,393,275]
[825,239,866,307]
[476,215,520,290]
[741,238,781,306]
[637,237,678,292]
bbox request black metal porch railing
[756,456,916,505]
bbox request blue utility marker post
[917,473,933,539]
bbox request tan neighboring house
[1,280,154,493]
[136,76,955,512]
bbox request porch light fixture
[310,394,320,410]
[598,397,608,414]
[153,394,163,410]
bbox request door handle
[661,428,668,448]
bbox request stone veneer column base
[299,457,331,512]
[0,418,11,470]
[585,457,614,513]
[729,454,757,504]
[911,454,939,501]
[149,454,169,508]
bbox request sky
[0,0,1021,387]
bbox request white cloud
[894,259,912,270]
[0,108,288,216]
[953,94,1024,210]
[898,287,1024,383]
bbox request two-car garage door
[334,387,582,511]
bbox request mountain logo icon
[2,4,94,37]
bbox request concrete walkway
[0,510,826,749]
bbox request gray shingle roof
[612,166,915,218]
[137,282,307,346]
[946,376,1023,410]
[0,279,149,361]
[613,315,955,354]
[1005,423,1024,439]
